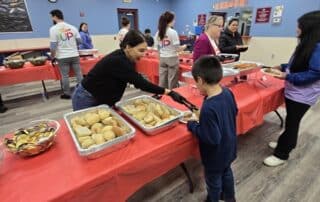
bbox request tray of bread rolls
[64,105,135,159]
[116,95,183,135]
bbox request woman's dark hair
[121,17,130,27]
[228,18,239,26]
[192,56,222,84]
[120,30,146,49]
[79,22,87,32]
[290,10,320,73]
[50,9,64,20]
[145,28,151,34]
[158,11,175,40]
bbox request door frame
[117,8,139,30]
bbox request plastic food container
[3,119,60,157]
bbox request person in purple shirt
[264,10,320,167]
[193,15,224,62]
[79,22,93,49]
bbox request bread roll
[74,126,92,137]
[103,130,116,141]
[91,123,103,133]
[92,133,105,144]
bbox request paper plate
[260,68,282,77]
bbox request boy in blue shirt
[187,56,238,202]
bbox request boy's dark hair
[192,56,222,84]
[50,9,64,20]
[121,17,130,27]
[144,28,151,34]
[120,30,146,49]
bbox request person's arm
[285,45,320,86]
[171,30,186,52]
[113,60,166,95]
[79,32,91,49]
[75,30,82,47]
[187,109,221,145]
[193,37,210,61]
[219,35,237,53]
[150,37,154,47]
[49,28,57,58]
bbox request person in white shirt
[155,11,186,89]
[118,17,131,43]
[49,9,83,99]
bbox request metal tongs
[179,97,199,112]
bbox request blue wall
[1,0,319,40]
[171,0,320,37]
[0,0,172,40]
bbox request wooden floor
[1,81,320,202]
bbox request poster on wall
[0,0,33,33]
[272,5,284,24]
[255,7,272,23]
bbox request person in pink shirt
[193,16,224,62]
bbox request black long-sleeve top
[82,49,165,106]
[219,28,244,55]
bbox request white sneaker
[263,155,286,167]
[268,142,277,149]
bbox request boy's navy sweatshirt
[187,88,238,171]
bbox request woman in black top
[72,30,184,111]
[219,18,248,59]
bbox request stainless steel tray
[222,60,263,76]
[64,105,135,159]
[115,95,183,135]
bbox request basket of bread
[116,95,183,135]
[64,105,135,159]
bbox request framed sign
[255,7,272,23]
[0,0,33,33]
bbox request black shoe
[60,94,71,99]
[0,105,8,113]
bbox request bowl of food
[3,59,25,69]
[3,120,60,157]
[29,56,48,66]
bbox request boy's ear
[197,76,204,85]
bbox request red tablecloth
[162,74,284,135]
[0,117,198,202]
[0,61,57,86]
[53,56,102,80]
[0,75,284,202]
[0,57,102,87]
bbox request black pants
[274,98,310,160]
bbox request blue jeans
[57,56,83,95]
[205,166,235,202]
[72,84,98,111]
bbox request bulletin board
[0,0,33,33]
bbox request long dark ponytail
[290,11,320,73]
[158,11,175,40]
